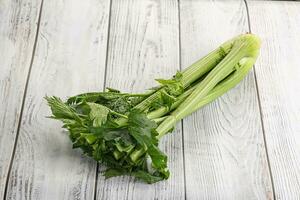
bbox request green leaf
[160,90,176,107]
[127,111,168,176]
[89,124,132,142]
[104,168,128,179]
[115,143,135,153]
[80,133,97,144]
[131,170,164,184]
[67,92,127,105]
[174,71,183,80]
[106,87,121,93]
[45,96,81,122]
[155,72,184,97]
[60,119,78,128]
[147,145,169,178]
[127,111,158,148]
[92,142,104,161]
[106,97,132,114]
[147,90,176,112]
[87,103,109,127]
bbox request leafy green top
[45,89,169,183]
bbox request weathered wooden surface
[0,0,42,199]
[4,0,110,199]
[180,0,273,199]
[0,0,300,199]
[95,0,185,199]
[248,1,300,198]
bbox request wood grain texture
[95,0,185,199]
[0,0,42,198]
[180,0,273,199]
[248,1,300,198]
[5,0,110,199]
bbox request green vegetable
[46,34,261,184]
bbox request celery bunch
[46,34,261,183]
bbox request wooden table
[1,0,299,199]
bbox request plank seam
[93,0,113,199]
[244,0,276,199]
[178,0,187,199]
[3,0,45,199]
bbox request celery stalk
[131,36,236,112]
[156,34,261,138]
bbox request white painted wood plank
[5,0,110,199]
[0,0,42,198]
[248,1,300,198]
[95,0,184,199]
[180,0,273,199]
